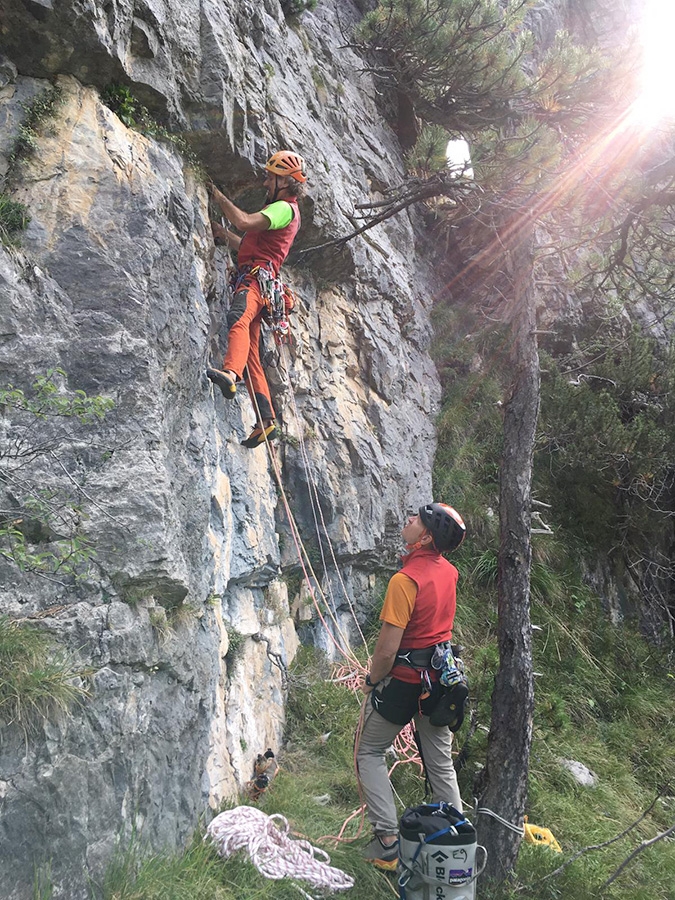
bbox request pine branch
[297,175,476,256]
[601,820,675,890]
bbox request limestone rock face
[0,2,440,897]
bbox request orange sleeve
[379,573,418,629]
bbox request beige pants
[356,695,463,836]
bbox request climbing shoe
[206,368,236,399]
[241,423,278,449]
[362,834,399,871]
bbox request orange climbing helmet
[265,150,307,183]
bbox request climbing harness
[397,803,486,900]
[230,264,296,345]
[257,267,296,345]
[207,806,354,900]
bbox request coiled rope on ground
[207,806,355,899]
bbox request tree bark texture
[477,237,540,882]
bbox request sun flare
[633,0,675,124]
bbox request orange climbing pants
[223,276,275,421]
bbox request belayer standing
[357,503,467,870]
[207,150,306,448]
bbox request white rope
[248,381,360,665]
[476,806,525,835]
[279,343,370,656]
[207,806,355,896]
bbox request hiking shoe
[241,423,278,449]
[206,368,236,399]
[362,834,398,871]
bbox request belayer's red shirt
[380,548,458,683]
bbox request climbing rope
[475,805,525,835]
[207,806,355,899]
[241,293,433,845]
[249,382,362,668]
[279,342,370,658]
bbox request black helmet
[419,503,466,552]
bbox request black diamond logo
[431,850,449,862]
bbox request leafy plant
[1,83,63,244]
[100,85,206,178]
[225,628,246,661]
[0,616,89,730]
[280,0,318,17]
[7,84,63,172]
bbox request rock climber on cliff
[206,150,306,448]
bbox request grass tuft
[0,616,89,731]
[0,193,30,244]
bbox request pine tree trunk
[476,238,540,882]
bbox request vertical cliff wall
[0,2,441,897]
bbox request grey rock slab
[0,1,450,895]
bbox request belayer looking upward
[357,502,467,871]
[207,150,306,448]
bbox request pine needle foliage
[356,0,532,131]
[406,125,452,177]
[535,327,675,638]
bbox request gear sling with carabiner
[241,266,296,346]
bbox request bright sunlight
[445,138,473,178]
[633,0,675,124]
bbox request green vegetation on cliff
[0,616,89,731]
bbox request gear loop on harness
[232,264,295,346]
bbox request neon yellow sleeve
[261,201,294,230]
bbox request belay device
[398,803,486,900]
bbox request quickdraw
[256,267,296,346]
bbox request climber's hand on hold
[211,220,228,243]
